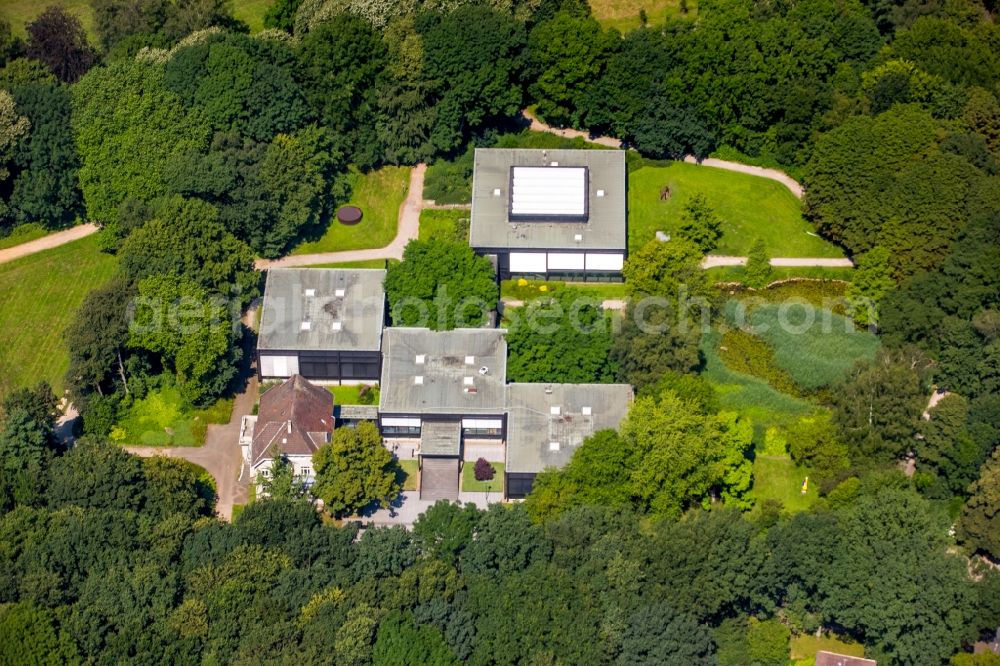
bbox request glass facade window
[382,425,421,436]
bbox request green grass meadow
[1,0,272,38]
[462,462,505,493]
[301,259,390,269]
[0,234,118,402]
[398,458,419,491]
[115,385,232,447]
[751,455,817,514]
[628,159,842,258]
[327,384,380,406]
[292,166,410,255]
[590,0,697,31]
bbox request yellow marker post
[801,476,809,494]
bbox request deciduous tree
[313,421,400,518]
[25,7,96,83]
[958,446,1000,560]
[385,239,497,330]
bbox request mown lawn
[590,0,697,31]
[752,455,816,514]
[398,459,419,491]
[790,633,866,662]
[462,462,504,493]
[301,259,390,269]
[115,385,233,447]
[231,0,272,32]
[0,223,50,250]
[0,234,117,402]
[327,384,379,406]
[1,0,271,37]
[1,0,96,38]
[628,159,843,258]
[291,165,410,255]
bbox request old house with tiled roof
[240,374,333,489]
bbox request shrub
[745,239,773,288]
[424,146,474,204]
[474,457,495,482]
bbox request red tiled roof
[250,375,333,467]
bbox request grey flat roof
[258,268,386,353]
[421,420,462,456]
[505,383,633,474]
[379,328,507,415]
[470,148,626,251]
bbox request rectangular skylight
[334,288,345,297]
[414,376,423,385]
[549,441,561,451]
[300,321,311,331]
[415,354,425,364]
[305,288,316,297]
[331,322,342,331]
[582,406,592,415]
[465,355,475,365]
[550,406,561,415]
[510,166,587,218]
[463,377,474,386]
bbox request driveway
[126,377,258,521]
[0,223,100,266]
[256,164,426,269]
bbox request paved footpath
[702,255,854,268]
[257,164,426,270]
[0,223,100,266]
[126,377,258,521]
[523,109,805,199]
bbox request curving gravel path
[702,255,853,268]
[0,223,100,266]
[522,109,805,199]
[256,164,426,270]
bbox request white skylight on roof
[463,376,474,386]
[510,166,586,217]
[582,406,592,415]
[465,355,475,365]
[415,354,426,364]
[550,406,561,415]
[549,441,561,451]
[493,188,501,196]
[335,288,345,297]
[331,322,342,331]
[300,321,311,331]
[305,288,316,297]
[574,234,583,242]
[414,376,423,385]
[597,189,605,197]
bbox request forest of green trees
[1,0,999,663]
